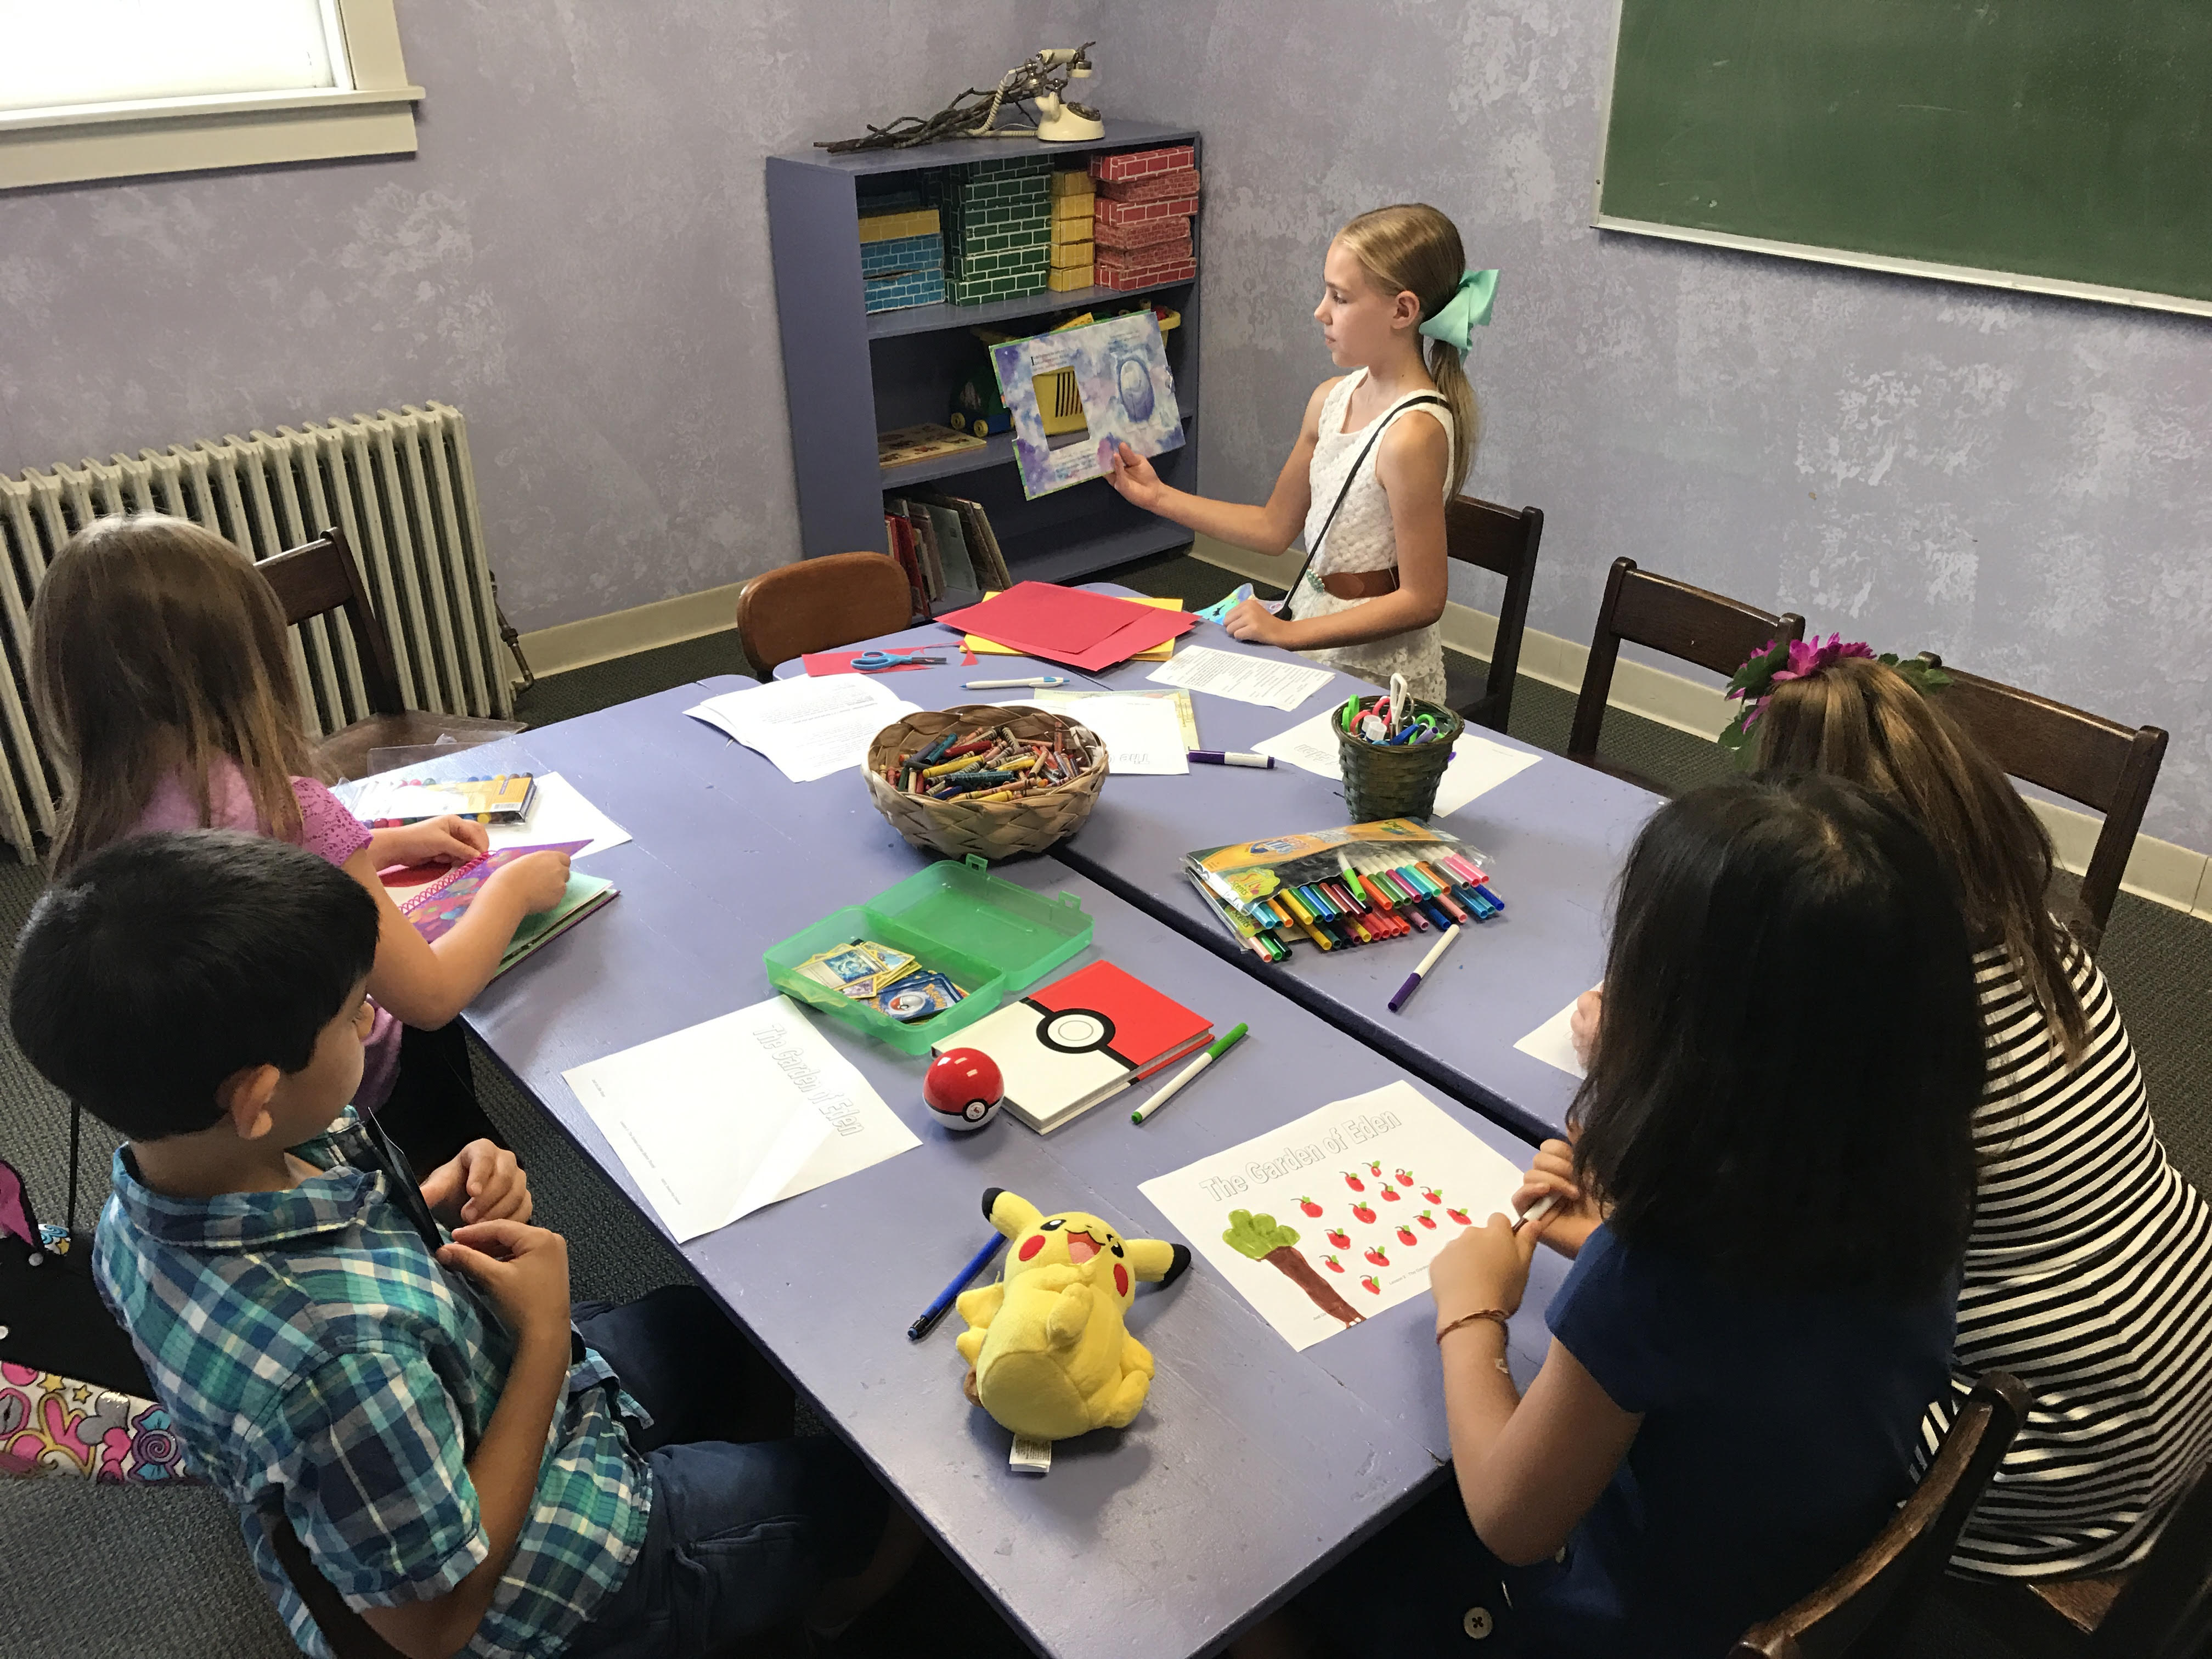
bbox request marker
[907,1233,1007,1341]
[1387,923,1466,1013]
[1188,751,1275,768]
[1132,1023,1249,1124]
[964,676,1068,689]
[1512,1193,1558,1234]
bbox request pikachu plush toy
[955,1187,1191,1442]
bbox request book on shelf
[877,422,986,470]
[907,490,1012,589]
[912,500,977,592]
[883,512,930,617]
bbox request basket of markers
[1335,674,1464,821]
[865,704,1109,861]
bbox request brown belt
[1316,568,1400,600]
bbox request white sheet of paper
[563,996,920,1242]
[687,676,917,783]
[1139,1081,1528,1351]
[1002,692,1188,775]
[1253,712,1541,817]
[1145,644,1334,713]
[488,773,631,857]
[342,780,471,820]
[1515,1000,1588,1080]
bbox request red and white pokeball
[923,1048,1004,1132]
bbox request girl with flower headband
[1106,203,1489,704]
[1541,640,2212,1584]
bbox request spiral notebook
[394,840,614,972]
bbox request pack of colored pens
[1183,820,1502,959]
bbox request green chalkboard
[1596,0,2212,312]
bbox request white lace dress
[1290,370,1452,703]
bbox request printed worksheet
[686,676,919,783]
[1139,1081,1528,1351]
[1146,645,1334,712]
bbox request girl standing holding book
[1106,204,1490,704]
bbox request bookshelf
[766,120,1201,579]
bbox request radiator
[0,402,518,861]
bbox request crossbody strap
[1278,393,1448,621]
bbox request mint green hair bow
[1417,268,1498,351]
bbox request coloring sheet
[1139,1081,1528,1351]
[991,312,1184,499]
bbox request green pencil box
[763,856,1092,1056]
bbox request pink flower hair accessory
[1719,634,1948,760]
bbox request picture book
[990,311,1184,500]
[347,772,538,825]
[1138,1082,1529,1351]
[877,422,985,470]
[396,840,614,974]
[935,960,1211,1133]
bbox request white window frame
[0,0,422,193]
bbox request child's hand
[1222,598,1287,645]
[1569,986,1604,1068]
[1514,1138,1605,1260]
[420,1139,532,1227]
[387,815,491,868]
[437,1218,571,1341]
[1103,442,1166,511]
[1429,1206,1550,1331]
[488,849,572,915]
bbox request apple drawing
[1344,1171,1365,1192]
[1361,1275,1381,1294]
[1298,1197,1323,1217]
[1366,1160,1383,1177]
[1417,1210,1437,1229]
[1351,1201,1377,1224]
[1327,1228,1350,1248]
[1323,1254,1344,1273]
[1447,1206,1471,1224]
[1395,1169,1414,1188]
[1396,1224,1418,1246]
[1380,1186,1400,1202]
[1422,1186,1442,1204]
[1364,1245,1390,1266]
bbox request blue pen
[907,1232,1006,1340]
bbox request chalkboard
[1596,0,2212,315]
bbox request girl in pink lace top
[30,515,571,1170]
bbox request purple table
[425,679,1566,1659]
[777,591,1662,1144]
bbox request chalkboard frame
[1589,0,2212,320]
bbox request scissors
[852,649,947,672]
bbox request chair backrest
[261,1509,407,1659]
[2090,1448,2212,1658]
[1730,1374,2032,1659]
[1914,653,2167,945]
[1568,557,1804,766]
[256,527,406,716]
[1444,496,1543,734]
[735,551,916,676]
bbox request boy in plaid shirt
[12,832,909,1657]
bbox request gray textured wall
[1100,1,2212,854]
[0,0,1082,628]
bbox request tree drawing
[1222,1209,1365,1327]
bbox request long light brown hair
[1754,654,2087,1058]
[1335,203,1480,492]
[30,514,312,874]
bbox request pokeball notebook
[938,960,1211,1133]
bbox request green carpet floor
[2,550,2203,1657]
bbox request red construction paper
[801,647,940,676]
[936,583,1195,670]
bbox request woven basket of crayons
[1334,682,1464,821]
[866,704,1108,861]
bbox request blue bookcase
[765,120,1201,584]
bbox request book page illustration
[1138,1082,1527,1351]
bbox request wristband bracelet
[1435,1308,1511,1345]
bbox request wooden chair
[1912,653,2168,947]
[257,527,522,781]
[735,551,916,678]
[1567,557,1804,792]
[262,1510,406,1659]
[1730,1373,2032,1659]
[1442,496,1542,734]
[1951,1450,2212,1659]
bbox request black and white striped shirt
[1928,942,2212,1577]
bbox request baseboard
[1188,535,2212,919]
[514,580,749,680]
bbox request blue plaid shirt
[93,1111,652,1659]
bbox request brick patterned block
[1094,246,1198,290]
[1051,191,1095,222]
[1098,168,1202,205]
[1094,193,1198,231]
[1048,263,1096,291]
[1049,168,1093,198]
[1094,217,1192,255]
[1050,237,1094,268]
[1050,215,1092,247]
[1090,143,1194,183]
[864,266,947,312]
[860,233,944,277]
[951,266,1049,304]
[858,207,940,244]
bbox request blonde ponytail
[1336,203,1482,492]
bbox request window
[0,0,422,192]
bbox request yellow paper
[964,593,1185,663]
